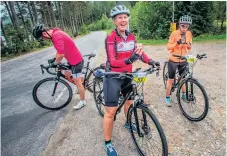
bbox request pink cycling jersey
[52,28,83,65]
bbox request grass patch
[104,29,225,45]
[138,39,168,45]
[138,34,226,45]
[193,34,226,42]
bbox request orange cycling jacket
[167,30,192,62]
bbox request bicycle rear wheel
[177,78,209,121]
[33,77,73,110]
[127,103,168,156]
[84,67,103,93]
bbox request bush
[87,14,114,31]
[79,25,89,35]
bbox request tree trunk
[1,20,9,46]
[47,2,57,26]
[54,1,60,27]
[31,1,38,24]
[70,14,75,36]
[4,2,13,25]
[73,5,79,35]
[16,2,28,31]
[8,1,19,26]
[45,2,53,27]
[27,2,34,27]
[1,36,4,50]
[79,5,84,26]
[57,2,65,30]
[220,7,226,31]
[41,10,48,26]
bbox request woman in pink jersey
[32,24,86,110]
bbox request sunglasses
[180,24,189,29]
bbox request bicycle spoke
[178,79,208,121]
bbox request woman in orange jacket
[165,15,193,106]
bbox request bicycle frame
[171,58,201,100]
[113,82,145,137]
[109,74,153,138]
[45,56,94,92]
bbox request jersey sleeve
[187,31,193,51]
[167,32,176,51]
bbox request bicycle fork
[133,101,149,138]
[52,73,61,96]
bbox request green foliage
[1,1,226,60]
[79,25,89,35]
[130,2,172,39]
[1,24,52,57]
[130,1,225,39]
[87,14,114,31]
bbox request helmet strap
[43,30,52,40]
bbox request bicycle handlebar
[104,65,160,80]
[172,53,207,60]
[40,64,56,75]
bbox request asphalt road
[1,31,106,156]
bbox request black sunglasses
[180,24,189,29]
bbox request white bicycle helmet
[110,5,130,18]
[179,15,192,25]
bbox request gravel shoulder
[41,41,226,156]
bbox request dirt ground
[41,41,226,156]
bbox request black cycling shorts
[103,75,133,107]
[70,60,84,78]
[168,60,187,79]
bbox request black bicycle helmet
[32,24,44,40]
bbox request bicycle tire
[127,104,168,156]
[177,78,209,121]
[93,77,105,117]
[33,77,73,110]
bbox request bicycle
[163,53,209,121]
[32,52,105,110]
[93,66,168,156]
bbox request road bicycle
[32,52,104,110]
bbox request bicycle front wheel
[127,104,168,156]
[33,77,73,110]
[177,78,209,121]
[93,77,105,117]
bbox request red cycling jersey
[52,28,83,65]
[105,29,151,72]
